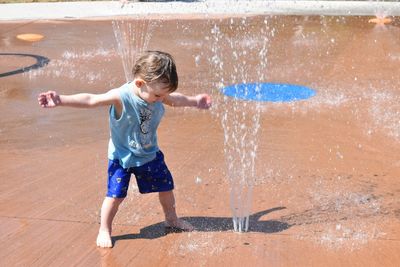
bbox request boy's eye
[155,94,161,97]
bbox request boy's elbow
[87,96,100,107]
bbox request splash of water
[209,17,270,232]
[368,3,392,26]
[368,15,392,25]
[112,18,158,82]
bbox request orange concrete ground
[1,15,400,266]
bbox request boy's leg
[158,190,194,231]
[98,159,131,248]
[97,197,124,248]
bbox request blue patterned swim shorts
[107,151,174,197]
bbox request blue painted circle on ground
[221,83,316,102]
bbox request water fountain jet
[112,18,158,82]
[209,17,270,232]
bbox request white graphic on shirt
[139,107,153,149]
[139,108,152,134]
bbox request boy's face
[136,80,171,103]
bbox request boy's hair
[132,50,178,92]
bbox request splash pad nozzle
[16,33,44,42]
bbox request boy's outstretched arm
[163,93,212,109]
[38,89,121,108]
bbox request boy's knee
[159,190,173,195]
[106,196,125,205]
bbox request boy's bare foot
[96,230,113,248]
[165,219,194,232]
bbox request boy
[38,50,212,248]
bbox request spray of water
[209,17,271,232]
[112,18,158,82]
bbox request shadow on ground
[113,207,290,243]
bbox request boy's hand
[38,91,61,108]
[196,94,212,109]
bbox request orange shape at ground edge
[16,33,44,42]
[368,17,392,25]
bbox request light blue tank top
[108,82,165,168]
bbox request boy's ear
[134,79,145,88]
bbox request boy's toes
[178,220,194,231]
[165,219,194,233]
[96,231,113,248]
